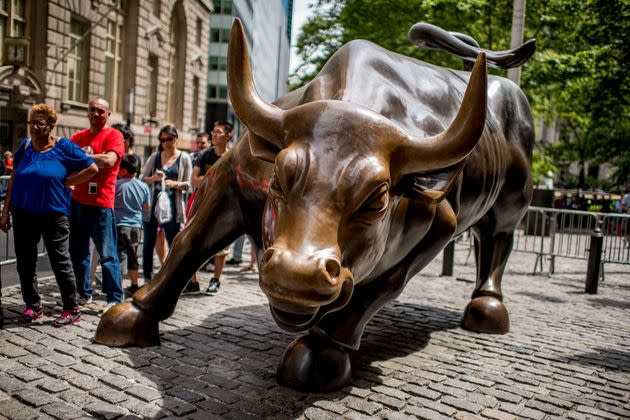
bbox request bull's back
[281,40,533,230]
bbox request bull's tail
[408,22,535,70]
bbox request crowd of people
[0,98,247,328]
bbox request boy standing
[114,154,150,296]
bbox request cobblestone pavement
[0,243,629,419]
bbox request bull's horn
[392,52,487,177]
[228,18,284,147]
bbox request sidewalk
[0,244,628,419]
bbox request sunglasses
[159,136,176,143]
[28,120,50,129]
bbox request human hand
[164,179,179,189]
[0,213,10,232]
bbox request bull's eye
[358,184,389,217]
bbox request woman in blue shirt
[0,103,97,327]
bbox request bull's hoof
[277,334,351,392]
[461,296,509,334]
[94,301,160,347]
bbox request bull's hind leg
[277,201,457,391]
[95,168,243,346]
[461,225,513,334]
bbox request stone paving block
[408,396,457,416]
[0,397,42,419]
[401,384,440,400]
[480,408,518,420]
[83,400,127,419]
[312,399,348,415]
[165,385,205,403]
[36,379,71,394]
[125,384,162,402]
[525,399,565,416]
[13,387,56,407]
[575,404,619,419]
[44,353,76,367]
[8,366,45,382]
[303,406,339,420]
[0,343,30,358]
[41,401,86,419]
[404,405,452,420]
[441,395,483,414]
[382,410,418,420]
[89,384,128,404]
[367,393,406,410]
[454,412,485,420]
[371,385,411,400]
[198,372,240,390]
[341,395,383,415]
[155,396,196,416]
[0,375,26,393]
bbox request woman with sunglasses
[141,125,192,282]
[0,103,98,327]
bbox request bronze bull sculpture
[96,20,534,391]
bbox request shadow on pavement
[109,300,461,418]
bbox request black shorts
[117,226,141,271]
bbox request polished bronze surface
[96,19,534,392]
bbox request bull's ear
[249,132,281,163]
[403,160,466,203]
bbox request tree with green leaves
[291,0,629,190]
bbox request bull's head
[228,19,487,332]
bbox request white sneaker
[78,296,93,305]
[101,301,118,314]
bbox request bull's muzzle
[260,246,354,332]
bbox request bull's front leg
[460,226,513,334]
[277,201,456,391]
[95,167,243,346]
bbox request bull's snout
[260,246,344,307]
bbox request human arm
[0,174,13,232]
[142,153,162,184]
[64,163,98,188]
[165,152,191,191]
[90,150,119,169]
[191,166,204,188]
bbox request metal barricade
[599,213,630,266]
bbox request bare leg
[128,269,139,287]
[214,254,226,280]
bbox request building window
[209,56,227,71]
[210,27,231,43]
[104,13,124,112]
[196,17,202,46]
[213,0,232,15]
[147,54,158,117]
[66,18,89,103]
[191,76,199,126]
[152,0,160,17]
[0,0,29,61]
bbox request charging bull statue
[96,20,535,391]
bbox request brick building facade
[0,0,211,159]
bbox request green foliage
[291,0,630,188]
[532,149,558,186]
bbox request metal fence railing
[512,206,630,277]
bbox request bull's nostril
[263,248,275,265]
[324,258,341,280]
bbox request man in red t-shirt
[69,97,125,308]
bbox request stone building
[0,0,211,158]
